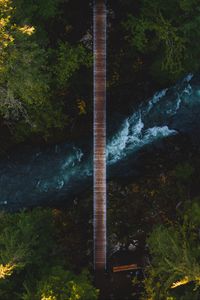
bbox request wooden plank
[113,264,141,273]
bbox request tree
[0,0,64,139]
[141,202,200,299]
[0,208,97,299]
[0,209,56,277]
[33,267,98,300]
[0,0,93,142]
[123,0,200,81]
[54,41,92,89]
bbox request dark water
[1,74,200,210]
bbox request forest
[1,0,200,299]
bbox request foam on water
[107,111,177,164]
[106,74,200,164]
[1,73,200,208]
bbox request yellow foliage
[171,275,200,289]
[41,295,56,300]
[0,0,12,11]
[0,0,14,49]
[77,99,86,115]
[171,276,190,289]
[0,0,35,51]
[18,25,35,36]
[0,263,16,279]
[41,291,56,300]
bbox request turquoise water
[1,74,200,210]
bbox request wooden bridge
[93,0,107,271]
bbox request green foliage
[141,202,200,299]
[174,163,194,183]
[0,208,97,299]
[0,0,92,143]
[123,0,200,80]
[12,0,63,46]
[54,42,92,89]
[34,267,98,300]
[0,209,56,272]
[124,13,185,75]
[13,0,61,21]
[0,40,50,130]
[3,42,49,106]
[0,0,67,139]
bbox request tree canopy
[140,202,200,299]
[123,0,200,80]
[0,0,92,143]
[0,208,98,300]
